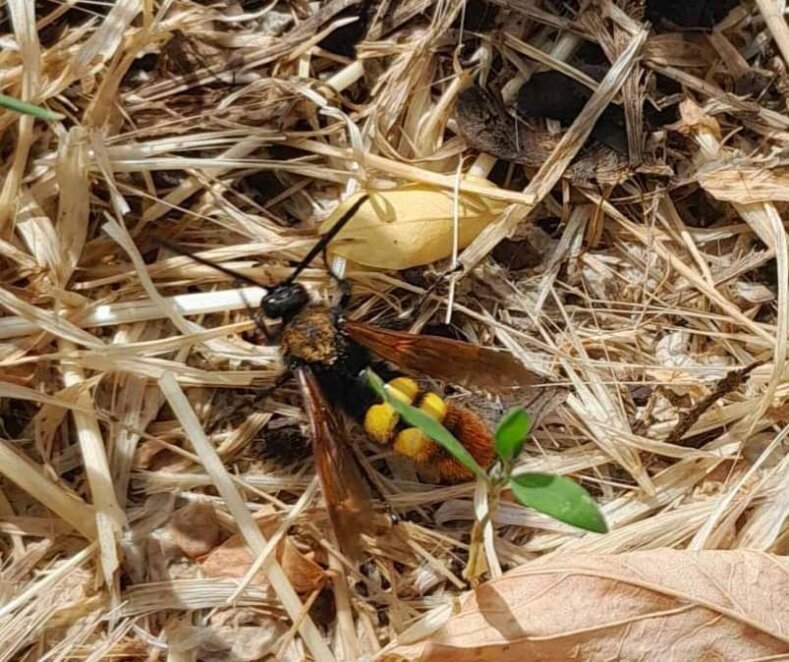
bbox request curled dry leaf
[381,550,789,661]
[201,520,326,595]
[455,86,557,167]
[455,87,634,185]
[675,97,722,139]
[320,184,507,270]
[734,280,775,304]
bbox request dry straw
[0,0,788,659]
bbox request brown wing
[295,366,386,560]
[345,321,542,393]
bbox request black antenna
[155,238,268,288]
[155,193,369,288]
[283,193,369,285]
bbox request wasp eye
[261,284,309,319]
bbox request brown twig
[666,361,766,447]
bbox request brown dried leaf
[201,520,326,595]
[0,363,36,386]
[132,439,167,470]
[382,550,789,661]
[168,503,222,559]
[455,87,631,185]
[132,440,189,472]
[644,34,718,68]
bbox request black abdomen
[312,338,396,423]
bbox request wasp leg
[250,308,276,344]
[335,277,352,311]
[207,370,291,434]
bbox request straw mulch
[1,1,789,660]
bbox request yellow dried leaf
[320,181,507,270]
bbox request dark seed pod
[645,0,739,30]
[491,237,542,271]
[517,71,590,124]
[645,0,706,27]
[516,71,629,154]
[422,323,470,342]
[318,0,374,57]
[456,86,559,166]
[592,105,628,154]
[452,0,497,32]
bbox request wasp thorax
[261,283,310,320]
[280,305,344,365]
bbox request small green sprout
[494,407,531,462]
[508,473,607,534]
[365,367,608,534]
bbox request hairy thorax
[280,305,344,366]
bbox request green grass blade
[0,94,64,121]
[509,473,607,533]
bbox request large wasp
[164,194,541,558]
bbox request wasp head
[261,283,309,320]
